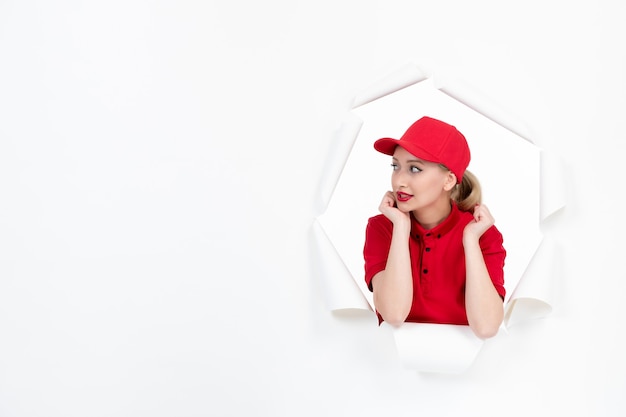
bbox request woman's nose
[392,171,407,188]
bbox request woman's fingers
[474,204,494,225]
[379,191,410,228]
[465,204,495,239]
[379,191,395,210]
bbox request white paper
[315,112,363,214]
[504,235,558,327]
[386,322,485,374]
[540,150,567,221]
[352,62,429,108]
[312,219,372,312]
[435,73,535,144]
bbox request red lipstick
[396,191,413,202]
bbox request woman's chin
[395,203,413,213]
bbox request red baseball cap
[373,116,471,183]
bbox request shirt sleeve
[479,225,507,299]
[363,215,393,292]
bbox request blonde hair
[450,169,482,212]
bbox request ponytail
[451,169,482,212]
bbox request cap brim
[373,138,400,156]
[374,137,440,164]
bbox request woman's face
[391,146,456,214]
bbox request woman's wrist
[462,231,480,248]
[392,215,411,234]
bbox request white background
[0,1,624,416]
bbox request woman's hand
[463,204,495,242]
[378,191,410,228]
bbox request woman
[363,116,506,339]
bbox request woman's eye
[390,163,399,171]
[410,166,421,173]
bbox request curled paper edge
[435,75,534,144]
[352,62,429,108]
[312,218,372,312]
[504,235,558,328]
[386,322,485,374]
[540,150,567,221]
[315,113,363,214]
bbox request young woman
[363,116,506,339]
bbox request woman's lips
[396,191,413,202]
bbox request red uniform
[363,202,506,325]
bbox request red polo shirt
[363,202,506,325]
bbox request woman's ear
[443,171,457,192]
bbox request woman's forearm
[463,237,504,339]
[371,224,413,326]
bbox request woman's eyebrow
[393,157,425,164]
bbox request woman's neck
[412,200,452,230]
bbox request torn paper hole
[315,64,564,373]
